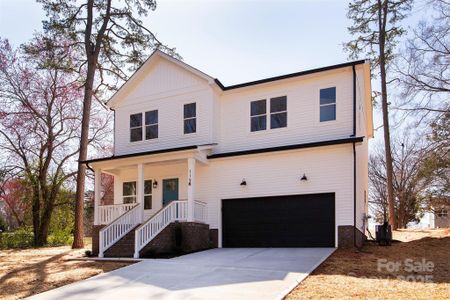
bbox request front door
[162,178,179,206]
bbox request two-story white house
[84,50,373,258]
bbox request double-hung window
[320,87,336,122]
[251,97,287,132]
[123,181,137,204]
[122,180,152,209]
[250,99,267,132]
[270,96,287,129]
[184,103,196,134]
[144,180,152,209]
[130,113,143,142]
[145,110,158,140]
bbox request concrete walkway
[28,248,335,300]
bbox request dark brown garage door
[222,193,335,247]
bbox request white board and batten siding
[113,57,215,156]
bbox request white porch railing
[98,203,136,225]
[99,204,141,258]
[134,200,188,258]
[194,201,207,223]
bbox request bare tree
[369,130,440,227]
[0,38,109,245]
[346,0,413,229]
[30,0,179,248]
[395,0,449,119]
[420,112,450,211]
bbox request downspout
[352,65,357,248]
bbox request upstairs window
[123,181,136,203]
[270,96,287,129]
[145,110,158,140]
[320,87,336,122]
[250,99,267,132]
[130,113,143,142]
[184,103,196,134]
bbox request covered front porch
[86,146,212,258]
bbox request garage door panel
[222,193,335,247]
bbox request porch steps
[104,225,140,258]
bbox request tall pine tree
[32,0,178,248]
[345,0,412,229]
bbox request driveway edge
[275,248,337,300]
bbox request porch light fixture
[240,179,247,186]
[152,180,158,189]
[300,174,308,181]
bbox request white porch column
[137,163,144,223]
[187,158,196,222]
[94,168,101,225]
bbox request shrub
[0,227,34,249]
[47,227,73,246]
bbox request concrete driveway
[28,248,335,300]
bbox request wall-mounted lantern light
[152,180,158,189]
[240,179,247,186]
[300,174,308,181]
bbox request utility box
[375,223,392,246]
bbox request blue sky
[1,0,355,85]
[0,0,426,140]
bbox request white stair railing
[98,203,136,224]
[194,201,207,223]
[134,200,187,258]
[99,204,141,258]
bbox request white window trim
[122,180,153,207]
[269,96,288,129]
[319,87,337,123]
[122,181,137,203]
[183,102,197,135]
[315,86,338,126]
[250,99,267,132]
[129,112,143,142]
[143,179,153,210]
[145,110,159,140]
[250,96,288,133]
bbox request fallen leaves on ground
[286,229,450,300]
[0,245,133,300]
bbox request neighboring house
[84,50,373,258]
[435,207,449,228]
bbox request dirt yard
[287,228,450,300]
[1,230,449,300]
[0,239,133,300]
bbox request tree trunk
[72,62,96,249]
[378,0,397,230]
[32,190,41,246]
[38,204,54,246]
